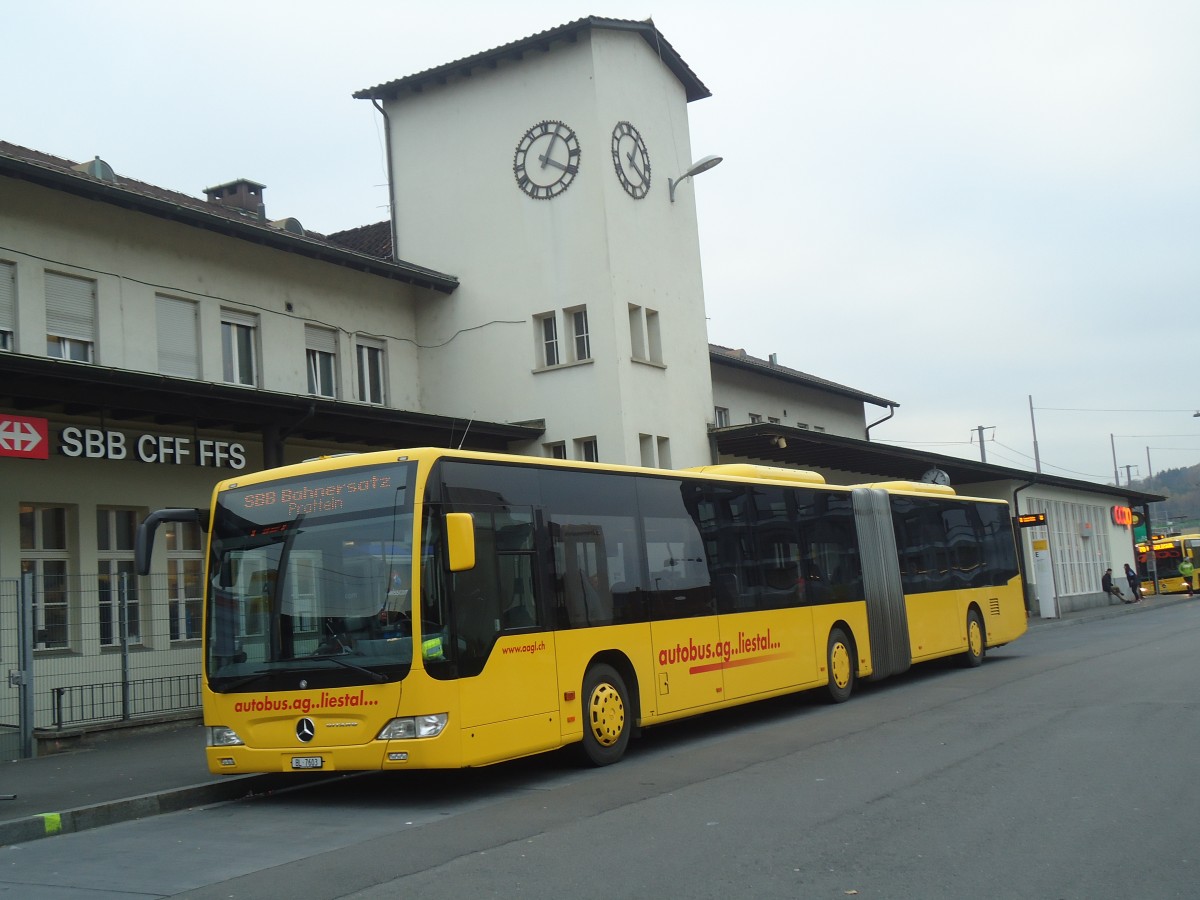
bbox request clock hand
[626,149,645,181]
[541,128,561,169]
[537,154,577,175]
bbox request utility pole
[1111,433,1119,485]
[1121,464,1138,485]
[974,425,992,463]
[1028,395,1041,473]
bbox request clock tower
[356,17,718,468]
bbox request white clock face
[611,121,650,199]
[513,120,581,199]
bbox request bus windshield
[206,462,417,692]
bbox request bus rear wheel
[581,663,630,766]
[825,627,855,703]
[960,608,985,668]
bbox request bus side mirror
[136,508,209,576]
[445,512,476,572]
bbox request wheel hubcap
[969,621,982,657]
[589,682,625,747]
[830,642,851,689]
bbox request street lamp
[668,155,723,202]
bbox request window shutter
[45,271,96,341]
[156,296,199,378]
[305,325,337,354]
[0,262,15,334]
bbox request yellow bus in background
[1136,534,1200,595]
[137,449,1027,773]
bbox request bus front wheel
[960,608,985,668]
[581,663,630,766]
[825,627,855,703]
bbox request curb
[1027,594,1195,629]
[0,773,321,847]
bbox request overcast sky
[7,1,1199,487]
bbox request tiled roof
[355,16,710,103]
[327,221,392,259]
[0,141,457,293]
[709,344,898,409]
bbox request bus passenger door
[647,559,724,716]
[650,609,724,715]
[439,506,560,764]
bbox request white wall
[0,178,426,410]
[711,363,870,438]
[380,27,715,467]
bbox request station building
[0,17,1160,732]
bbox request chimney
[204,178,267,220]
[769,353,778,366]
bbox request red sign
[0,415,50,460]
[1111,506,1132,527]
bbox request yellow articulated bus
[1136,534,1200,595]
[135,448,1027,773]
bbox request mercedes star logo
[296,717,316,743]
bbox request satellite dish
[920,468,951,486]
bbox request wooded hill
[1130,461,1200,533]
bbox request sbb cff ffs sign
[0,415,50,460]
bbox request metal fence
[1,573,203,758]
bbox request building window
[640,434,672,468]
[570,307,591,361]
[356,338,386,404]
[165,520,203,641]
[305,325,338,398]
[97,508,140,647]
[0,261,15,351]
[645,308,662,363]
[545,441,567,459]
[749,413,763,424]
[628,305,662,364]
[576,437,599,462]
[156,295,199,378]
[45,271,96,362]
[768,417,781,425]
[221,310,258,386]
[19,503,70,650]
[714,407,730,428]
[536,313,560,367]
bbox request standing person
[1124,563,1141,602]
[1178,557,1195,595]
[1102,568,1129,603]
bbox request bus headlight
[209,726,245,747]
[377,713,448,740]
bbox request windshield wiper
[212,670,275,693]
[306,654,388,683]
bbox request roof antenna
[457,418,473,450]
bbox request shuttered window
[156,295,200,378]
[305,325,337,398]
[45,271,96,361]
[221,309,258,386]
[356,338,386,404]
[0,262,14,351]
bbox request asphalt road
[4,603,1198,900]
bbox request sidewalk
[1,592,1194,847]
[0,721,330,847]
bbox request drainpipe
[864,404,896,440]
[371,98,399,261]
